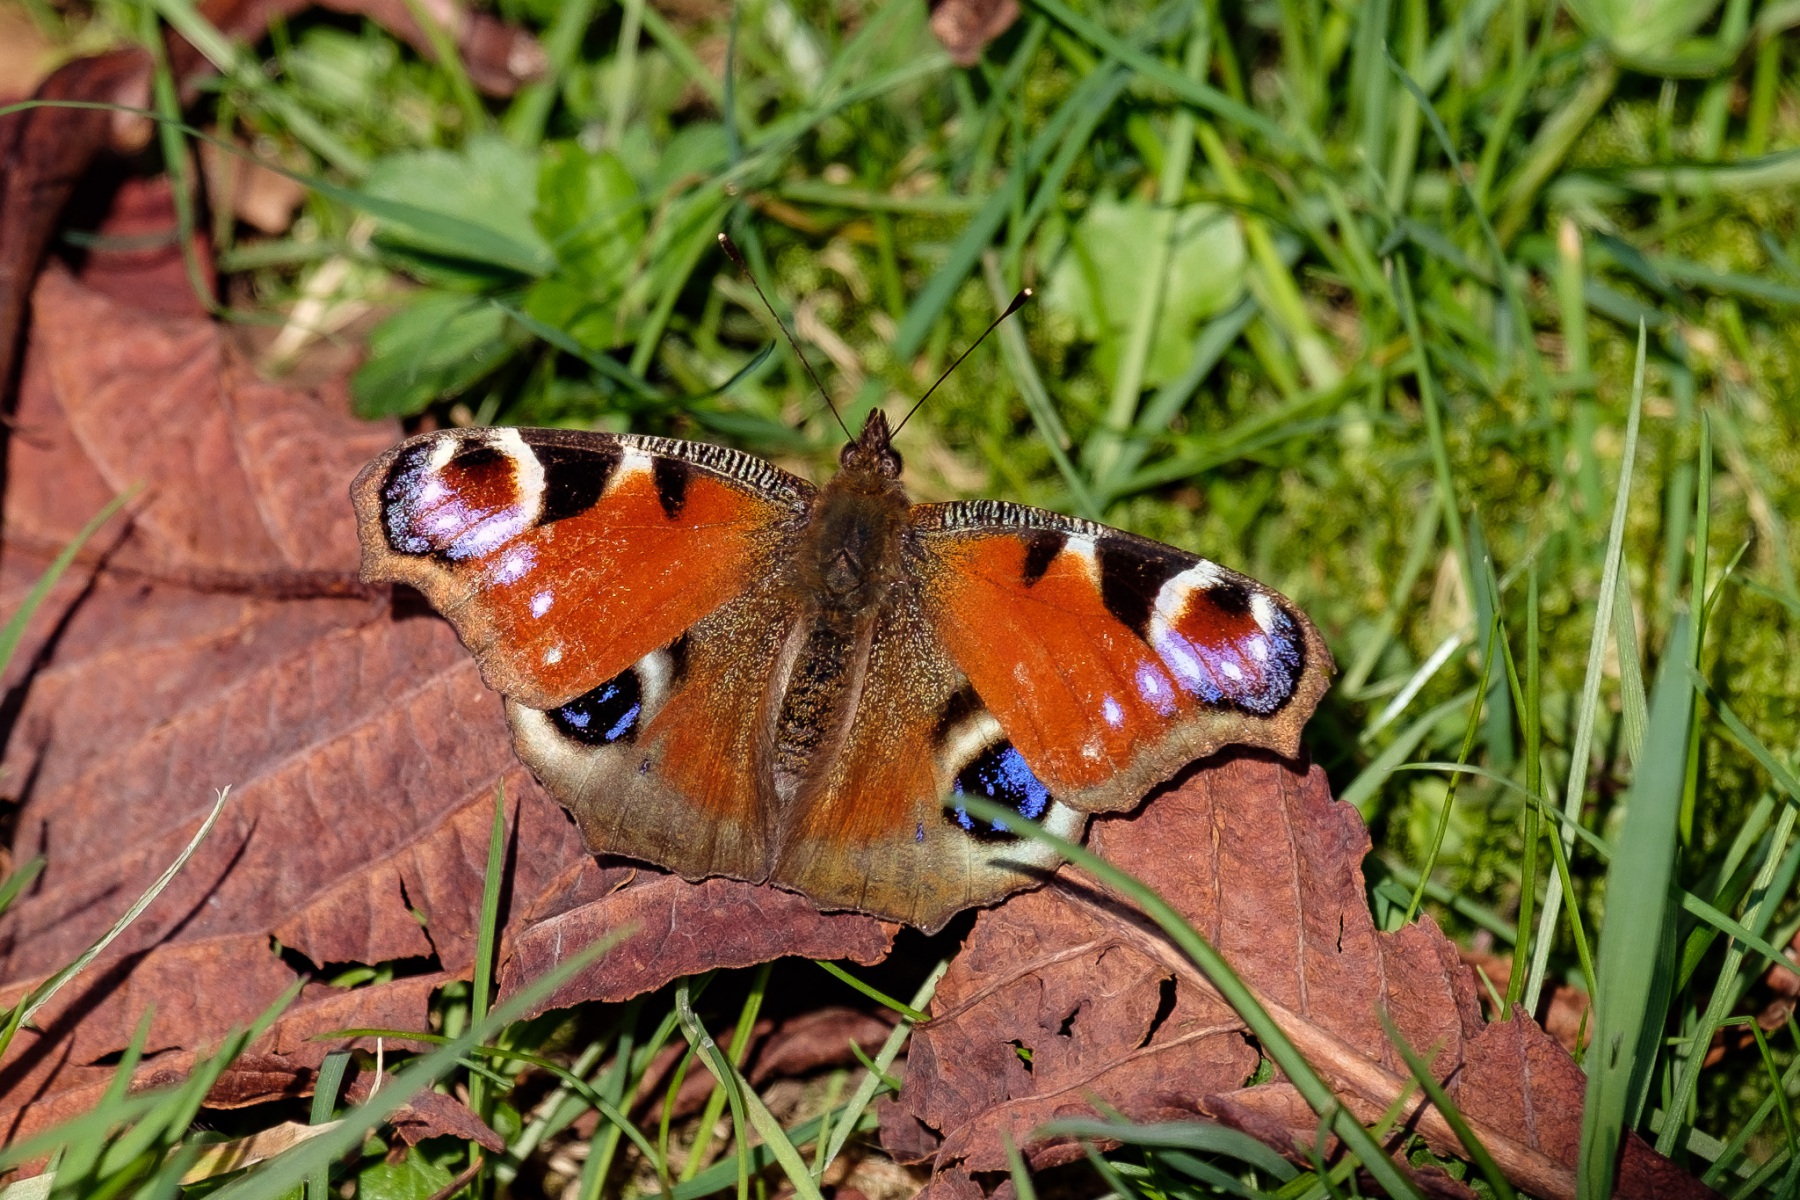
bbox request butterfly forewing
[351,427,814,709]
[909,501,1333,813]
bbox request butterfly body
[353,413,1332,930]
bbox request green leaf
[356,1144,455,1200]
[1043,198,1246,388]
[1564,0,1722,61]
[536,141,647,287]
[352,292,512,418]
[362,134,553,276]
[284,26,399,119]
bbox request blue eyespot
[950,743,1051,840]
[551,670,643,746]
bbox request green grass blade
[305,1050,350,1200]
[979,253,1100,519]
[683,962,771,1182]
[0,489,134,677]
[0,858,45,923]
[676,983,821,1200]
[1036,1118,1297,1182]
[1002,1132,1038,1200]
[894,63,1127,359]
[1380,1012,1517,1200]
[1342,689,1477,816]
[818,960,946,1174]
[673,1109,874,1200]
[1611,561,1648,770]
[1403,621,1497,923]
[813,961,928,1023]
[1579,616,1693,1200]
[0,786,231,1062]
[208,925,629,1200]
[1526,323,1647,1014]
[1388,260,1467,571]
[466,783,508,1129]
[1025,0,1300,154]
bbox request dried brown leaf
[0,264,890,1135]
[0,49,152,413]
[170,0,544,99]
[927,0,1019,66]
[895,752,1712,1200]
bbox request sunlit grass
[5,0,1800,1193]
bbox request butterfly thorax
[770,414,911,800]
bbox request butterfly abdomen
[770,458,913,802]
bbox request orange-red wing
[910,502,1333,812]
[352,427,812,709]
[507,576,798,886]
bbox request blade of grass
[0,488,135,675]
[1094,297,1256,501]
[1088,21,1206,478]
[1495,58,1621,244]
[1388,258,1468,573]
[1403,619,1497,923]
[678,1107,875,1200]
[683,962,772,1181]
[1579,615,1693,1200]
[1659,789,1797,1155]
[0,858,45,923]
[1518,564,1547,985]
[675,983,822,1200]
[894,62,1127,359]
[1341,499,1440,697]
[1036,1118,1298,1182]
[1033,0,1307,157]
[305,1051,350,1200]
[207,926,629,1200]
[1703,1017,1800,1186]
[814,961,928,1023]
[980,253,1100,519]
[1361,631,1470,745]
[397,0,486,131]
[1002,1132,1038,1200]
[1199,126,1340,389]
[502,0,600,144]
[0,786,232,1061]
[1680,414,1713,843]
[819,960,946,1174]
[1387,49,1554,425]
[1342,689,1478,816]
[1525,323,1647,1014]
[1380,1013,1517,1200]
[1612,554,1648,769]
[466,783,508,1134]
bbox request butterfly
[352,409,1333,931]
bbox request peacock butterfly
[351,278,1334,931]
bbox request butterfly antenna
[892,288,1032,436]
[717,233,853,442]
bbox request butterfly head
[839,409,904,482]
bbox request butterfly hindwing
[909,501,1334,813]
[352,427,813,709]
[506,572,801,883]
[772,585,1085,931]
